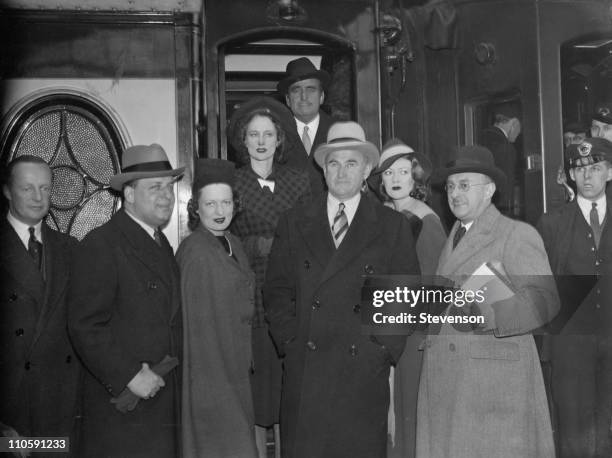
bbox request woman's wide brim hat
[109,143,185,191]
[373,138,433,177]
[433,145,506,189]
[276,57,331,95]
[227,96,293,153]
[313,121,379,171]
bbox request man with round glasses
[416,145,559,457]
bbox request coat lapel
[318,195,382,286]
[0,221,45,305]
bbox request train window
[561,35,612,139]
[1,94,123,240]
[216,33,355,161]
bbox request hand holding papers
[460,261,516,331]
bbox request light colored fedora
[313,121,379,170]
[109,144,185,191]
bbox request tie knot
[29,226,36,237]
[338,202,345,213]
[303,125,309,134]
[592,202,598,210]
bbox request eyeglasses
[444,182,491,193]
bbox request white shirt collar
[327,192,361,228]
[124,209,157,240]
[295,114,320,140]
[7,211,42,249]
[577,194,607,224]
[257,178,275,193]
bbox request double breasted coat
[0,220,79,444]
[283,110,334,195]
[264,193,420,458]
[177,225,257,458]
[68,210,182,458]
[416,204,559,458]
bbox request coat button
[312,299,321,309]
[449,343,456,352]
[364,265,374,274]
[24,361,31,370]
[304,260,310,269]
[353,304,361,313]
[349,344,358,356]
[9,293,18,302]
[306,340,317,351]
[596,303,601,309]
[15,328,24,336]
[588,233,592,238]
[66,355,72,363]
[148,281,158,290]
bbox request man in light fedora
[264,121,420,458]
[68,144,184,458]
[416,145,559,458]
[277,56,335,195]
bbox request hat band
[122,161,173,173]
[569,155,606,167]
[328,137,364,144]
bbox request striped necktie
[332,203,348,248]
[154,228,163,247]
[28,226,43,270]
[302,125,312,155]
[453,225,466,250]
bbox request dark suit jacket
[264,194,420,458]
[283,110,334,196]
[0,220,79,441]
[68,210,182,458]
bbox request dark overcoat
[68,210,182,458]
[264,194,420,458]
[177,225,257,458]
[283,110,334,196]
[0,221,79,447]
[481,126,518,213]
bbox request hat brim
[593,113,612,125]
[432,164,506,190]
[109,167,185,191]
[277,70,331,95]
[374,152,432,177]
[313,141,380,171]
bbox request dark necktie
[590,202,602,248]
[154,228,163,247]
[28,226,42,269]
[453,225,466,249]
[332,203,349,248]
[302,125,312,155]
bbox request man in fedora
[264,121,420,457]
[537,138,612,457]
[416,145,559,457]
[277,56,335,195]
[68,144,184,457]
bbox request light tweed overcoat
[417,204,559,458]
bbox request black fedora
[276,57,331,95]
[434,145,506,189]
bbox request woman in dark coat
[370,139,446,458]
[228,96,311,455]
[177,158,258,458]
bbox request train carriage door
[204,0,383,159]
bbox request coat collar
[192,224,253,278]
[438,203,500,276]
[297,193,382,286]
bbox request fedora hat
[227,96,293,153]
[276,57,331,95]
[313,121,379,170]
[434,145,506,189]
[109,143,185,191]
[192,158,236,193]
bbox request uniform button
[596,303,601,309]
[304,260,310,269]
[349,344,358,356]
[588,233,592,238]
[9,293,18,302]
[597,289,601,295]
[15,328,24,336]
[306,340,317,351]
[24,361,31,370]
[66,355,72,363]
[364,265,375,274]
[148,281,158,290]
[353,304,361,313]
[312,299,321,309]
[591,247,595,252]
[595,261,600,266]
[449,343,456,352]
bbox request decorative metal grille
[3,96,122,240]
